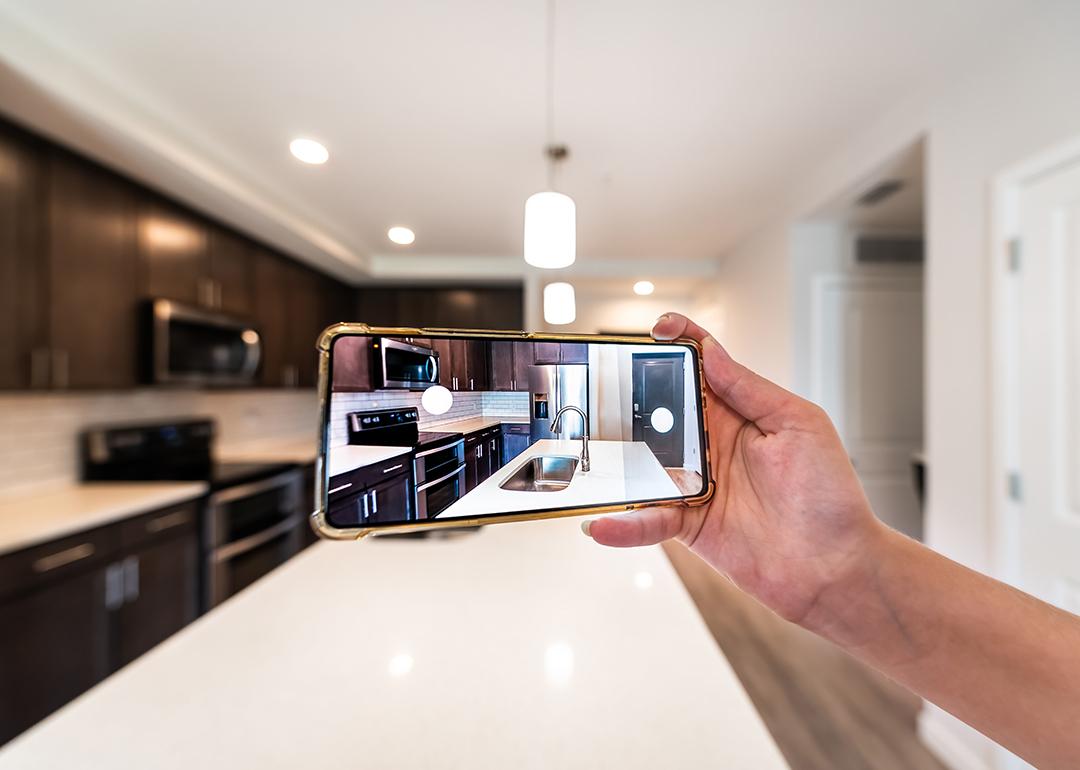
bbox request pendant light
[524,0,575,269]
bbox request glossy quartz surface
[499,455,579,491]
[438,439,682,519]
[0,518,788,769]
[0,482,208,557]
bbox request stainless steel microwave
[376,337,439,389]
[145,299,261,386]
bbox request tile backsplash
[0,388,530,497]
[0,390,318,497]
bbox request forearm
[803,526,1080,769]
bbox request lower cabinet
[0,500,200,745]
[464,428,504,493]
[326,455,414,526]
[502,424,531,466]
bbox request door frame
[990,134,1080,592]
[631,351,686,467]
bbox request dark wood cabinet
[252,250,291,386]
[0,499,200,745]
[0,123,47,390]
[355,285,524,330]
[137,198,209,306]
[502,424,531,466]
[489,341,515,391]
[327,455,413,525]
[533,342,587,365]
[208,226,254,316]
[512,341,535,391]
[331,335,373,392]
[533,342,562,364]
[431,338,454,388]
[465,341,490,391]
[287,262,323,388]
[367,470,412,524]
[449,339,469,392]
[48,152,140,389]
[464,432,482,492]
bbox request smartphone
[311,325,713,538]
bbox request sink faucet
[551,405,590,472]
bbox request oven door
[415,465,466,519]
[377,337,439,390]
[414,439,465,485]
[209,516,302,607]
[149,299,261,386]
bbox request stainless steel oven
[145,299,261,386]
[414,439,465,519]
[376,337,439,390]
[205,468,303,607]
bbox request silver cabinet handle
[362,490,370,520]
[33,542,95,573]
[382,464,404,474]
[105,562,125,610]
[328,482,353,495]
[123,556,140,603]
[370,489,378,514]
[30,348,50,389]
[146,509,191,533]
[52,349,69,389]
[470,378,474,390]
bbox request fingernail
[580,520,593,537]
[655,313,671,325]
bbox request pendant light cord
[545,0,556,190]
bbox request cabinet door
[115,532,199,668]
[533,342,561,364]
[331,335,373,392]
[48,153,139,389]
[450,340,469,391]
[464,437,480,492]
[466,341,490,391]
[288,264,323,388]
[487,433,503,474]
[0,124,47,389]
[512,341,534,391]
[252,250,291,386]
[502,431,531,466]
[431,338,454,388]
[559,343,589,364]
[489,341,515,391]
[0,568,110,744]
[208,226,253,316]
[137,198,209,306]
[368,470,412,522]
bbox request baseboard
[917,709,994,770]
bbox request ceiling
[0,0,1026,281]
[813,138,924,231]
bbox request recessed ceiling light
[289,138,329,165]
[387,226,416,245]
[633,280,655,296]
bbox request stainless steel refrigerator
[528,364,589,442]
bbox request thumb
[582,506,686,548]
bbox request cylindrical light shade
[524,192,576,268]
[544,282,576,325]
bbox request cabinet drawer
[118,500,200,550]
[502,423,530,435]
[0,526,116,601]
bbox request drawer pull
[33,543,95,573]
[328,482,353,495]
[382,464,404,474]
[146,510,191,533]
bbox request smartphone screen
[318,332,708,532]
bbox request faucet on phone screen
[551,405,590,473]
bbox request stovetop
[415,430,464,451]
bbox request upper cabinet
[47,152,140,390]
[0,123,47,390]
[355,285,523,330]
[489,341,533,392]
[208,227,254,317]
[330,336,373,392]
[137,199,209,306]
[533,342,587,365]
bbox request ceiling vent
[856,179,904,206]
[855,236,924,264]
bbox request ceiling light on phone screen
[650,407,675,433]
[421,385,453,416]
[543,282,576,325]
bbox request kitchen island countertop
[437,439,681,520]
[0,517,788,769]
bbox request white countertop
[326,444,412,478]
[426,416,529,434]
[438,439,681,520]
[0,518,788,769]
[0,483,209,557]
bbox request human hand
[584,312,887,628]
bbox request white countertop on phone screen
[0,517,788,769]
[326,445,413,478]
[437,439,681,520]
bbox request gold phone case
[310,324,715,539]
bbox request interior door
[1007,158,1080,615]
[632,353,685,467]
[814,275,923,538]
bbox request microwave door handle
[426,355,438,383]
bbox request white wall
[704,5,1080,768]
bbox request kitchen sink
[499,455,579,492]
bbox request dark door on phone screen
[632,353,685,467]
